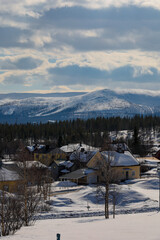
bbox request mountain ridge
[0,89,160,123]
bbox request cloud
[1,1,160,93]
[1,63,160,93]
[48,65,108,85]
[3,74,29,85]
[0,57,42,70]
[47,64,160,86]
[0,27,32,48]
[28,6,160,52]
[38,6,160,30]
[1,5,160,52]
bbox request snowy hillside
[0,89,160,123]
[3,176,160,240]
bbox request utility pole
[157,163,160,211]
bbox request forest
[0,115,160,157]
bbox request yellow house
[34,148,67,166]
[0,162,23,193]
[87,150,140,182]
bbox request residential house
[59,168,97,185]
[0,160,23,193]
[16,160,49,186]
[87,150,140,182]
[34,146,67,166]
[50,160,75,180]
[61,143,99,156]
[69,149,98,168]
[137,156,160,176]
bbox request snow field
[2,212,160,240]
[47,178,160,216]
[2,177,160,239]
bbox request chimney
[46,145,50,151]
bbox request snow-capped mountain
[0,89,160,123]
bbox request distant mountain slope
[0,89,160,123]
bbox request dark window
[3,185,9,192]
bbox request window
[3,185,9,192]
[132,171,135,176]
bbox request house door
[126,171,129,180]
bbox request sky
[1,0,160,93]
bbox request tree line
[0,115,160,155]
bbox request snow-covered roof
[137,157,160,168]
[60,169,70,174]
[60,143,99,153]
[27,144,45,152]
[137,157,159,162]
[27,146,35,152]
[101,151,139,167]
[60,168,95,180]
[70,151,97,163]
[2,160,15,164]
[0,166,22,181]
[59,161,74,169]
[17,161,47,169]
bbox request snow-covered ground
[3,212,160,240]
[37,177,159,220]
[2,174,160,239]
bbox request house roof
[0,163,23,181]
[101,151,139,167]
[60,143,99,153]
[27,144,45,153]
[59,168,95,180]
[70,151,97,163]
[60,169,70,174]
[54,160,74,169]
[17,161,47,169]
[27,145,65,154]
[59,161,74,168]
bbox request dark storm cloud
[0,57,42,70]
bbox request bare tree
[0,190,23,236]
[17,186,41,226]
[15,143,42,226]
[97,151,114,219]
[96,143,120,219]
[0,143,52,236]
[110,185,120,219]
